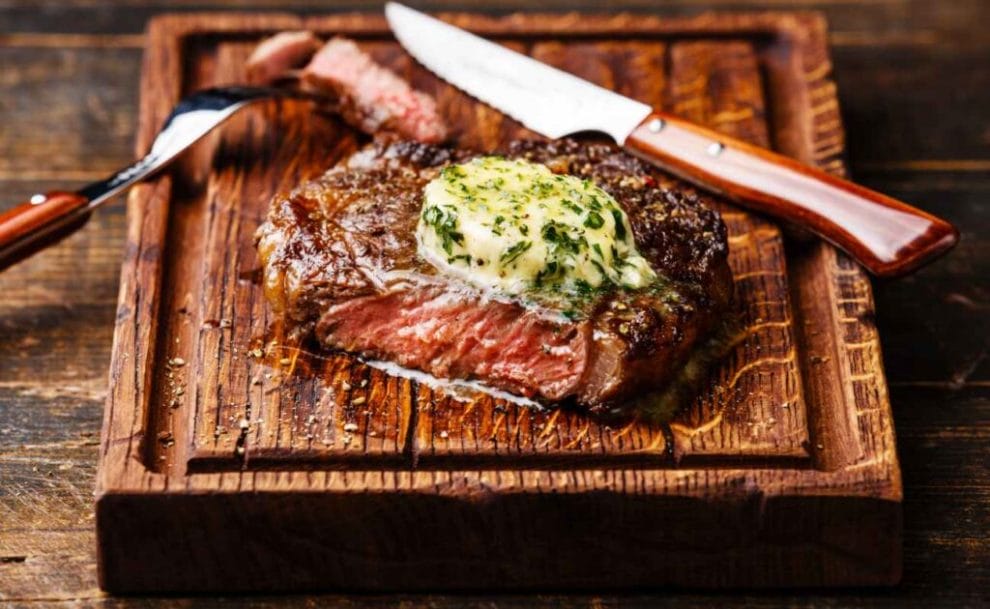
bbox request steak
[256,138,733,414]
[246,34,448,144]
[301,38,448,144]
[246,31,322,86]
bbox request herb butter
[416,156,657,296]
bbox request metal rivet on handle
[30,194,47,205]
[647,118,665,133]
[706,142,725,156]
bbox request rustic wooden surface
[0,0,986,606]
[92,10,900,592]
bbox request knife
[385,3,958,278]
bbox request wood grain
[0,0,990,607]
[78,11,908,592]
[1,1,988,604]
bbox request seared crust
[256,138,732,413]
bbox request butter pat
[416,156,656,296]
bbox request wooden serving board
[95,11,901,592]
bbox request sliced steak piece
[245,34,447,143]
[256,139,732,414]
[302,38,447,143]
[245,31,322,85]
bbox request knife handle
[625,112,958,278]
[0,191,92,272]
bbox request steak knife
[385,3,958,278]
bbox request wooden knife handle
[0,191,91,272]
[625,112,959,278]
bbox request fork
[0,86,319,272]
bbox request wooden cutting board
[95,11,901,592]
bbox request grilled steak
[246,31,322,86]
[246,34,447,143]
[256,138,732,414]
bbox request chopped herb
[541,221,585,255]
[534,260,561,287]
[441,165,467,181]
[611,209,627,239]
[561,199,583,214]
[422,205,463,254]
[500,240,532,265]
[584,211,604,229]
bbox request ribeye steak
[256,138,733,414]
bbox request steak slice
[256,138,733,414]
[245,33,448,144]
[301,38,448,144]
[245,31,322,86]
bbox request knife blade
[385,2,958,277]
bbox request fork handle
[0,191,91,272]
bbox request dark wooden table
[1,1,986,606]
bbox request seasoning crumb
[238,418,250,430]
[351,396,367,406]
[343,422,359,432]
[359,379,368,388]
[219,318,232,328]
[169,357,186,367]
[439,430,449,439]
[279,357,292,366]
